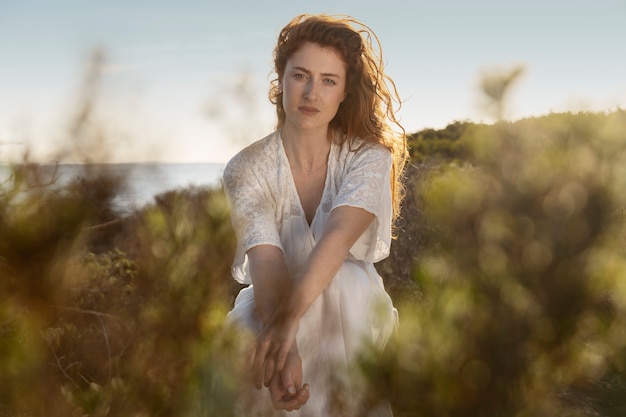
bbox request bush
[0,167,238,416]
[2,70,625,415]
[376,109,626,417]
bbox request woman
[222,13,408,416]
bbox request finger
[272,391,299,411]
[252,339,270,389]
[275,344,290,375]
[291,384,310,411]
[263,354,276,387]
[270,387,288,409]
[281,394,304,411]
[298,383,310,405]
[280,368,296,396]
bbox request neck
[281,127,331,173]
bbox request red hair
[269,14,409,224]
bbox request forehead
[287,42,346,75]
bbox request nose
[303,79,318,100]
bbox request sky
[1,0,624,163]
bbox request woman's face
[281,42,347,134]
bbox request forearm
[250,206,374,330]
[248,245,292,325]
[249,207,374,389]
[285,230,351,319]
[284,206,375,321]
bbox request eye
[293,73,306,79]
[324,78,337,86]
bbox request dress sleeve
[332,144,393,262]
[223,150,283,284]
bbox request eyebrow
[292,66,342,79]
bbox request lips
[298,106,320,115]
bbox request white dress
[222,131,398,417]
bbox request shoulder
[223,131,279,181]
[335,137,392,170]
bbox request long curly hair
[269,14,409,225]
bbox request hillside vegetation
[2,103,625,415]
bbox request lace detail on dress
[331,141,392,218]
[320,140,393,262]
[223,133,285,283]
[223,133,393,283]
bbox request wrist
[284,291,311,322]
[274,299,301,323]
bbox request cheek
[282,82,299,103]
[335,84,347,103]
[281,86,293,108]
[333,91,346,107]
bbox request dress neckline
[277,131,332,229]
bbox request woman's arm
[286,206,375,318]
[252,205,375,388]
[247,245,309,409]
[247,245,292,325]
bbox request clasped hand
[252,305,299,388]
[267,344,310,411]
[251,307,309,410]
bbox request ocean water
[0,162,226,212]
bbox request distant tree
[407,121,478,163]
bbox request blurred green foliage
[407,121,477,163]
[377,108,626,416]
[1,56,625,416]
[3,108,624,415]
[1,168,238,416]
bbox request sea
[0,162,226,213]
